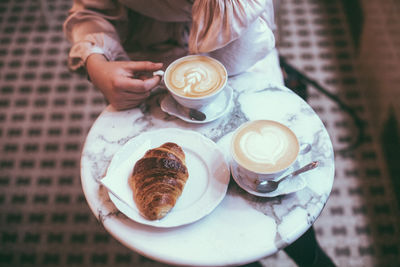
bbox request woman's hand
[86,54,163,110]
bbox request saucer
[160,85,233,124]
[230,159,307,197]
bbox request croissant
[129,142,189,220]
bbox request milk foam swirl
[239,126,289,166]
[167,57,225,98]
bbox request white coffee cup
[230,120,301,188]
[156,55,228,110]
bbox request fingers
[143,75,162,90]
[105,61,164,110]
[124,61,163,72]
[115,75,161,93]
[109,75,160,110]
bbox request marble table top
[80,71,335,266]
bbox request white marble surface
[80,71,335,266]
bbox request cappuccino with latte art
[165,55,226,98]
[163,55,227,109]
[231,120,299,174]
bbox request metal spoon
[175,103,207,121]
[188,108,206,121]
[255,161,319,193]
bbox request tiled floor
[269,1,400,266]
[0,0,399,266]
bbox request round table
[80,71,335,266]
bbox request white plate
[160,85,233,124]
[103,128,230,228]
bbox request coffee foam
[166,56,226,98]
[232,121,299,173]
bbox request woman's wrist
[86,53,108,67]
[86,53,108,81]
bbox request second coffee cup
[230,120,301,190]
[157,55,228,110]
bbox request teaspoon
[188,108,206,121]
[255,161,319,193]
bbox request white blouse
[63,0,277,76]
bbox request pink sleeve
[63,0,130,71]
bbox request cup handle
[153,70,165,78]
[299,143,312,155]
[153,70,166,89]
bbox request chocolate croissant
[129,142,189,220]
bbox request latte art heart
[232,120,300,173]
[240,127,288,165]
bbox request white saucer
[160,85,233,124]
[230,159,307,198]
[102,128,230,228]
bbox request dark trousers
[241,226,336,267]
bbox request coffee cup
[230,120,301,189]
[156,55,228,110]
